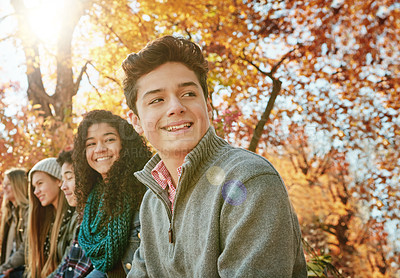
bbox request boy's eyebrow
[141,81,200,100]
[142,88,163,99]
[178,81,199,89]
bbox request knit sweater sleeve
[217,173,307,278]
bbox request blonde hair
[0,168,29,258]
[26,172,68,278]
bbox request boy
[49,150,93,277]
[122,35,307,277]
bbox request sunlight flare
[25,0,66,42]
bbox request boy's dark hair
[72,109,152,218]
[56,150,73,167]
[121,35,209,114]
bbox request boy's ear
[128,110,144,135]
[206,100,213,120]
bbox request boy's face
[129,62,212,160]
[61,162,77,207]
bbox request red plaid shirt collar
[151,160,182,213]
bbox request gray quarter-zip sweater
[128,127,307,278]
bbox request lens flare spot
[221,180,247,206]
[206,166,226,185]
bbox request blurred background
[0,0,399,277]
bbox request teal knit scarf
[78,183,134,272]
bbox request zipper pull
[168,227,173,243]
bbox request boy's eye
[149,98,163,105]
[183,91,196,97]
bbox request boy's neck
[159,152,187,186]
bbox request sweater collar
[135,127,228,190]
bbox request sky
[1,2,29,115]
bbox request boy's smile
[130,62,212,161]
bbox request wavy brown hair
[72,110,152,218]
[121,35,209,114]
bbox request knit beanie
[28,157,62,182]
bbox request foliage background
[0,0,399,277]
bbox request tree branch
[91,11,131,49]
[240,47,298,152]
[0,35,12,43]
[84,71,103,100]
[240,50,272,78]
[248,78,281,152]
[74,60,90,94]
[0,13,15,23]
[87,61,122,87]
[240,46,297,78]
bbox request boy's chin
[158,145,194,159]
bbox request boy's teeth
[166,123,190,131]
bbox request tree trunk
[11,0,88,122]
[248,78,281,152]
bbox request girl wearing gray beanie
[25,158,77,278]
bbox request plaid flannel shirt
[151,160,182,213]
[53,225,93,278]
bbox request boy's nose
[167,97,186,116]
[61,181,67,190]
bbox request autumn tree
[9,0,93,121]
[1,0,399,276]
[0,0,91,172]
[263,126,398,276]
[85,1,399,272]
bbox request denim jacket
[121,211,141,273]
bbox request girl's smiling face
[31,171,61,208]
[85,122,122,179]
